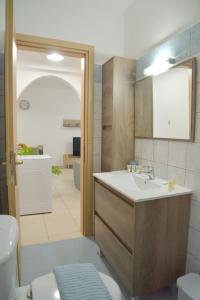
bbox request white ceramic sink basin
[133,175,161,190]
[97,171,161,191]
[93,171,192,202]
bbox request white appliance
[0,215,122,300]
[18,155,52,215]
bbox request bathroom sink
[97,171,161,191]
[93,170,192,202]
[133,175,161,190]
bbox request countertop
[93,171,192,202]
[18,155,52,160]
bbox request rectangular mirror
[135,58,196,141]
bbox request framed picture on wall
[63,120,81,127]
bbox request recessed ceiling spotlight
[47,53,64,62]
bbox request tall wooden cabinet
[102,57,136,171]
[134,76,153,138]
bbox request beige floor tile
[62,184,80,192]
[52,191,61,198]
[20,214,44,227]
[72,211,81,221]
[20,219,49,246]
[64,200,80,212]
[52,198,67,212]
[62,191,80,201]
[20,168,81,246]
[62,196,80,205]
[66,206,80,219]
[21,235,49,246]
[66,208,81,228]
[58,191,76,199]
[73,217,80,227]
[48,231,82,242]
[43,211,79,236]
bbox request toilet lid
[31,272,121,300]
[32,273,60,300]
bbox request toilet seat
[31,272,121,300]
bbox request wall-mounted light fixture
[47,53,64,62]
[144,57,176,76]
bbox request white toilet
[0,215,121,300]
[177,273,200,300]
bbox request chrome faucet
[143,166,154,180]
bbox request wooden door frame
[15,34,94,236]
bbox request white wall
[17,68,81,97]
[17,76,81,165]
[14,0,200,63]
[14,0,124,64]
[124,0,200,59]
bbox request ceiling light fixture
[47,53,64,62]
[144,57,176,76]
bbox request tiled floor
[20,168,82,246]
[20,237,178,300]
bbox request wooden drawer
[95,216,133,293]
[95,181,134,250]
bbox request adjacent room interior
[17,49,82,245]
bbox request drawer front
[95,216,133,293]
[95,181,134,250]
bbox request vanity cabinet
[102,57,136,171]
[94,179,191,297]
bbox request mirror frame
[134,57,197,142]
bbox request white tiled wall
[135,54,200,274]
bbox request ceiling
[124,0,200,58]
[100,0,135,12]
[17,50,82,74]
[13,0,200,64]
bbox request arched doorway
[17,73,82,244]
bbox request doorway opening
[17,49,83,245]
[14,34,94,247]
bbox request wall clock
[19,99,30,110]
